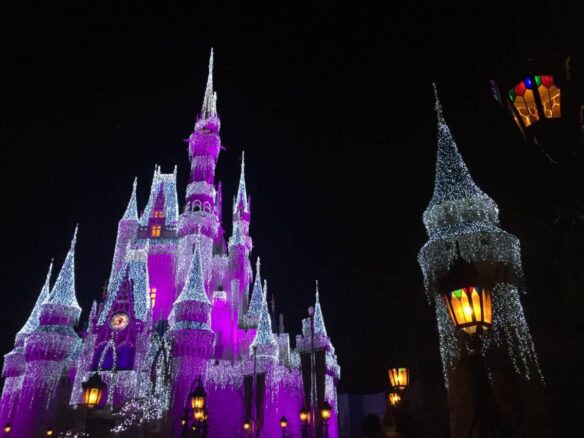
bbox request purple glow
[0,50,340,437]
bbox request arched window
[117,343,135,370]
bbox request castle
[0,50,340,437]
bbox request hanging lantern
[443,287,492,334]
[389,392,401,406]
[82,373,106,408]
[321,401,332,422]
[299,406,310,424]
[190,377,207,410]
[280,416,288,429]
[388,367,410,391]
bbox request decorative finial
[71,224,79,249]
[201,48,217,118]
[315,279,319,301]
[432,82,445,123]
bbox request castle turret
[168,235,214,436]
[110,178,139,284]
[417,84,549,437]
[0,261,53,431]
[14,228,82,437]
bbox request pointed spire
[201,48,217,119]
[17,260,53,336]
[250,291,278,358]
[247,257,264,319]
[234,151,249,213]
[47,226,81,310]
[175,234,210,304]
[428,83,492,206]
[121,177,138,221]
[313,280,328,337]
[229,221,246,246]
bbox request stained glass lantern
[389,392,401,407]
[82,373,106,408]
[190,377,207,410]
[507,75,561,128]
[443,287,492,334]
[321,401,332,422]
[299,406,310,424]
[388,367,410,392]
[280,416,288,429]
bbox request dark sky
[0,2,582,434]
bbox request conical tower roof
[17,260,53,336]
[46,226,81,310]
[175,236,210,304]
[423,84,499,236]
[247,257,264,319]
[121,177,138,221]
[201,48,217,119]
[234,151,249,213]
[250,291,278,358]
[313,280,328,337]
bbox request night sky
[0,3,582,434]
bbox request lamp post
[320,401,331,438]
[280,416,288,437]
[441,285,502,437]
[187,376,208,438]
[299,406,309,438]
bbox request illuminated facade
[0,51,340,437]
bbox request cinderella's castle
[0,51,340,437]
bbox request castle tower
[0,261,52,431]
[13,228,82,437]
[168,235,214,435]
[417,85,550,437]
[296,282,341,438]
[110,178,139,281]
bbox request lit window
[153,210,165,218]
[151,225,161,237]
[150,287,157,308]
[536,75,561,118]
[508,77,540,127]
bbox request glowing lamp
[388,367,410,391]
[443,287,492,334]
[190,378,207,411]
[321,401,332,422]
[81,373,106,408]
[4,423,11,433]
[46,428,54,437]
[191,424,197,431]
[181,414,188,427]
[299,406,310,424]
[280,416,288,429]
[243,420,251,431]
[194,408,204,421]
[389,392,401,406]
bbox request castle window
[151,225,161,237]
[150,287,157,308]
[153,210,165,218]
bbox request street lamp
[190,376,207,411]
[280,416,288,437]
[442,287,492,334]
[82,373,106,408]
[388,367,410,392]
[321,401,332,438]
[299,406,309,438]
[388,392,401,407]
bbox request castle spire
[17,260,53,336]
[423,84,499,236]
[234,151,249,213]
[250,289,279,359]
[247,257,264,319]
[121,177,138,221]
[201,48,217,119]
[175,234,210,304]
[313,280,328,337]
[47,226,81,310]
